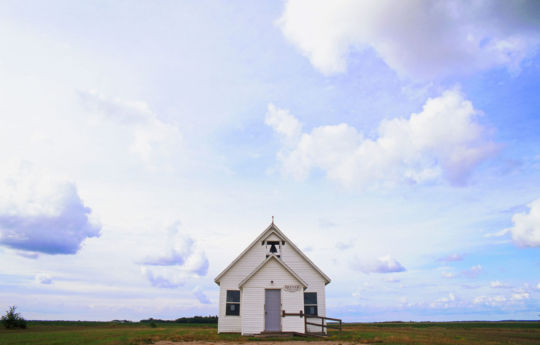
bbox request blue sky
[0,0,539,321]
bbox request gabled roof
[238,254,308,288]
[214,222,331,285]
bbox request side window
[226,290,240,316]
[304,292,317,316]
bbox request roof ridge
[214,222,331,285]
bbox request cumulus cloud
[430,293,456,309]
[141,266,184,288]
[35,273,53,285]
[352,255,406,273]
[437,253,464,263]
[193,287,211,304]
[268,90,497,187]
[183,249,209,276]
[16,251,39,259]
[0,166,100,255]
[265,104,302,142]
[441,271,456,279]
[79,90,181,162]
[141,249,208,289]
[140,223,208,289]
[277,0,540,79]
[142,236,195,266]
[511,290,530,301]
[504,198,540,247]
[461,265,483,278]
[473,295,507,307]
[490,281,511,289]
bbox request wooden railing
[282,310,342,334]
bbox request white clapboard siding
[242,259,304,334]
[217,282,240,333]
[264,233,281,241]
[217,240,266,333]
[241,287,264,334]
[281,288,304,332]
[216,225,329,335]
[281,243,326,333]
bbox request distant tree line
[139,315,218,324]
[175,315,218,323]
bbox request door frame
[264,288,281,332]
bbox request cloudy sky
[1,0,539,322]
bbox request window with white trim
[304,292,317,316]
[226,290,240,316]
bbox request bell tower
[265,240,281,256]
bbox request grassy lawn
[0,321,539,345]
[332,322,540,345]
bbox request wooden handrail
[282,310,304,318]
[306,315,342,322]
[306,322,340,328]
[281,310,342,334]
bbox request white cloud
[182,248,209,276]
[79,90,181,163]
[140,223,208,288]
[441,271,455,279]
[352,255,406,273]
[430,293,457,309]
[141,266,184,288]
[490,281,501,288]
[462,265,483,278]
[193,286,211,305]
[505,198,540,247]
[35,273,53,285]
[16,251,39,259]
[278,0,540,79]
[473,295,507,306]
[437,253,464,262]
[0,165,100,254]
[142,235,195,266]
[511,290,530,301]
[490,281,511,289]
[268,89,497,187]
[265,103,302,141]
[384,277,400,283]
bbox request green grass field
[0,321,539,345]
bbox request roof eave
[213,223,279,283]
[214,222,332,285]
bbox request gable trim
[238,254,308,288]
[214,223,331,285]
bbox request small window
[226,290,240,316]
[304,292,318,316]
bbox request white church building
[214,221,334,335]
